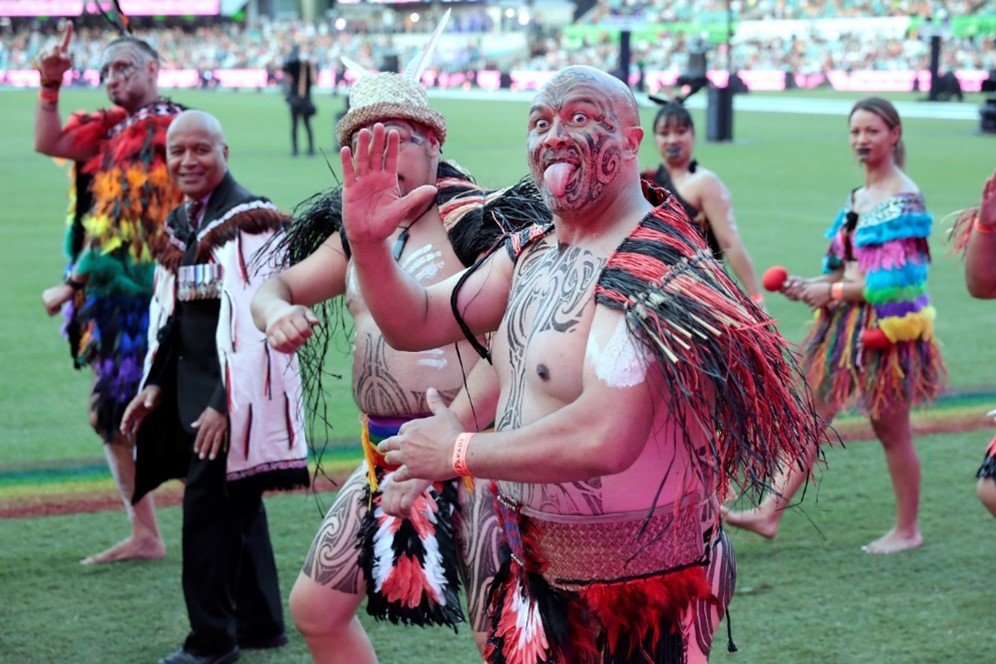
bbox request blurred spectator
[2,9,992,91]
[282,44,317,157]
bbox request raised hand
[36,21,74,86]
[339,123,437,247]
[980,170,996,230]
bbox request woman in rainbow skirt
[725,97,947,553]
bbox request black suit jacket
[151,172,258,426]
[134,172,263,500]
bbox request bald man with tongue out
[340,65,819,663]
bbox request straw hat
[335,72,447,148]
[335,10,450,149]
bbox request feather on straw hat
[336,11,450,148]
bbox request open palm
[339,123,437,246]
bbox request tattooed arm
[382,306,658,484]
[379,360,500,518]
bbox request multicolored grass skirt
[803,301,946,419]
[357,414,464,629]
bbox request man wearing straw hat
[251,16,550,661]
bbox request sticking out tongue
[544,162,577,198]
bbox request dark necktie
[187,199,205,229]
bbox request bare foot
[861,528,922,554]
[721,506,780,539]
[80,536,166,565]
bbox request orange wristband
[451,432,474,478]
[975,218,996,235]
[38,88,59,103]
[830,282,844,300]
[750,292,765,304]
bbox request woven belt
[521,499,705,591]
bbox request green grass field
[0,86,995,662]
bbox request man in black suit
[122,110,310,664]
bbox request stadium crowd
[597,0,982,22]
[1,1,993,88]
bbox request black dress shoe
[157,646,239,664]
[238,632,289,650]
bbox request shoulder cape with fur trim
[153,198,292,270]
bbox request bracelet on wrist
[38,88,60,103]
[750,292,765,304]
[65,276,84,291]
[451,432,474,478]
[975,218,996,235]
[830,282,845,300]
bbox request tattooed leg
[454,481,502,655]
[290,464,376,664]
[683,528,736,663]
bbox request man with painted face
[340,65,823,663]
[122,110,310,664]
[34,22,184,565]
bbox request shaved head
[166,110,229,200]
[167,110,225,144]
[538,66,641,128]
